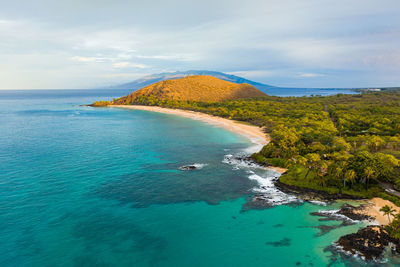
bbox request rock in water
[336,226,400,261]
[178,165,198,171]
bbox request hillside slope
[113,75,267,104]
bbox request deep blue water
[0,89,397,267]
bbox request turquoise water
[0,90,395,266]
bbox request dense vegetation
[387,213,400,240]
[112,91,400,203]
[91,100,112,107]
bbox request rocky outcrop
[310,204,374,228]
[337,204,373,221]
[336,226,400,261]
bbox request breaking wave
[222,150,297,206]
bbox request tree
[389,136,400,150]
[386,214,400,240]
[316,160,329,187]
[365,135,385,152]
[270,125,300,158]
[373,153,399,181]
[304,153,321,179]
[330,160,348,190]
[380,205,396,224]
[332,137,351,152]
[296,155,308,168]
[363,166,375,190]
[344,169,356,188]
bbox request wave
[242,143,264,154]
[308,200,327,206]
[315,209,359,224]
[223,154,264,170]
[192,163,207,169]
[222,151,298,206]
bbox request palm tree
[334,161,347,188]
[344,169,356,188]
[304,153,320,179]
[364,167,375,190]
[380,205,396,224]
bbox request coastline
[111,104,268,146]
[108,104,400,261]
[109,105,398,224]
[111,105,290,175]
[111,105,290,174]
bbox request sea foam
[222,150,297,206]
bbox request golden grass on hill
[114,75,267,104]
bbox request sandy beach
[111,105,287,175]
[109,105,287,173]
[111,105,269,145]
[111,105,269,146]
[356,198,400,225]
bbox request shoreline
[111,105,287,175]
[355,198,400,225]
[111,104,269,146]
[109,104,398,226]
[276,180,400,225]
[103,103,399,261]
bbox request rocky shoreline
[310,203,374,222]
[177,143,400,262]
[335,226,400,261]
[273,179,400,262]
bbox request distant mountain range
[101,70,368,97]
[103,70,276,92]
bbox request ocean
[0,89,397,266]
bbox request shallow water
[0,89,396,266]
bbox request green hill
[113,75,267,104]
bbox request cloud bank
[0,0,399,89]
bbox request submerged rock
[335,226,400,261]
[265,237,291,247]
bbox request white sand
[356,198,400,225]
[111,105,268,145]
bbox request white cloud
[112,62,149,69]
[103,73,151,78]
[70,56,99,62]
[298,73,326,78]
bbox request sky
[0,0,399,89]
